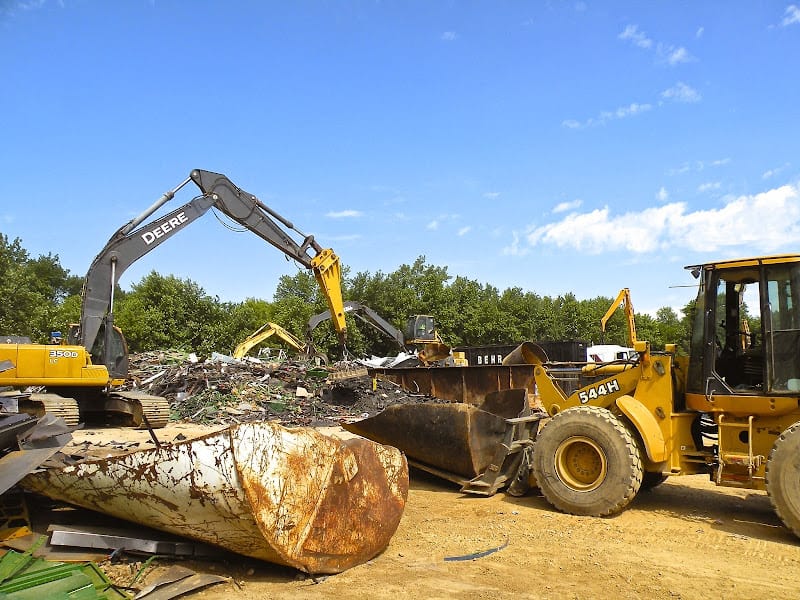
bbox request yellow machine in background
[307,302,464,366]
[600,287,637,346]
[233,322,327,364]
[403,315,454,364]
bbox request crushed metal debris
[122,351,442,427]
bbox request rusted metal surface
[501,342,548,366]
[21,422,408,574]
[344,389,531,479]
[369,365,539,405]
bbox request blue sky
[2,1,799,318]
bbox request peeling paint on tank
[21,421,408,574]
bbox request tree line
[0,233,697,360]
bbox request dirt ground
[44,423,800,599]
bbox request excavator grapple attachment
[344,389,545,496]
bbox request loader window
[765,263,800,392]
[706,269,764,392]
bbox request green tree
[0,234,78,341]
[115,271,226,354]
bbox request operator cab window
[765,264,800,392]
[708,270,762,392]
[704,262,800,395]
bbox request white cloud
[669,158,729,175]
[563,102,651,129]
[427,219,439,230]
[502,231,530,257]
[441,31,457,41]
[457,226,472,236]
[762,164,790,179]
[781,5,800,26]
[657,187,669,202]
[553,199,582,213]
[326,209,363,218]
[611,103,651,119]
[521,184,800,255]
[618,25,652,49]
[696,26,704,38]
[564,82,703,131]
[661,82,702,103]
[483,192,500,199]
[697,181,721,193]
[666,46,693,65]
[619,24,696,66]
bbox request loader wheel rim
[554,436,607,491]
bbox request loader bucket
[344,388,529,479]
[417,341,452,363]
[502,342,549,366]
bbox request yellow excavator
[0,169,346,428]
[600,287,637,346]
[232,321,327,364]
[348,253,800,540]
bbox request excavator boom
[600,288,637,347]
[76,169,347,377]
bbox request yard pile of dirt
[123,351,439,427]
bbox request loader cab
[687,256,800,397]
[405,315,438,343]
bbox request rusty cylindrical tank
[22,422,409,574]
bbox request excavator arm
[307,301,406,349]
[233,322,307,360]
[75,169,346,377]
[600,288,637,347]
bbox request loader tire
[766,421,800,538]
[532,406,642,517]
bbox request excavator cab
[687,256,800,397]
[67,321,129,383]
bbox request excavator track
[83,391,171,429]
[127,393,171,429]
[21,394,81,428]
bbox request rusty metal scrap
[123,351,439,426]
[21,421,409,575]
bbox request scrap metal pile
[123,351,441,427]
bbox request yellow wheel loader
[349,254,800,539]
[0,169,347,428]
